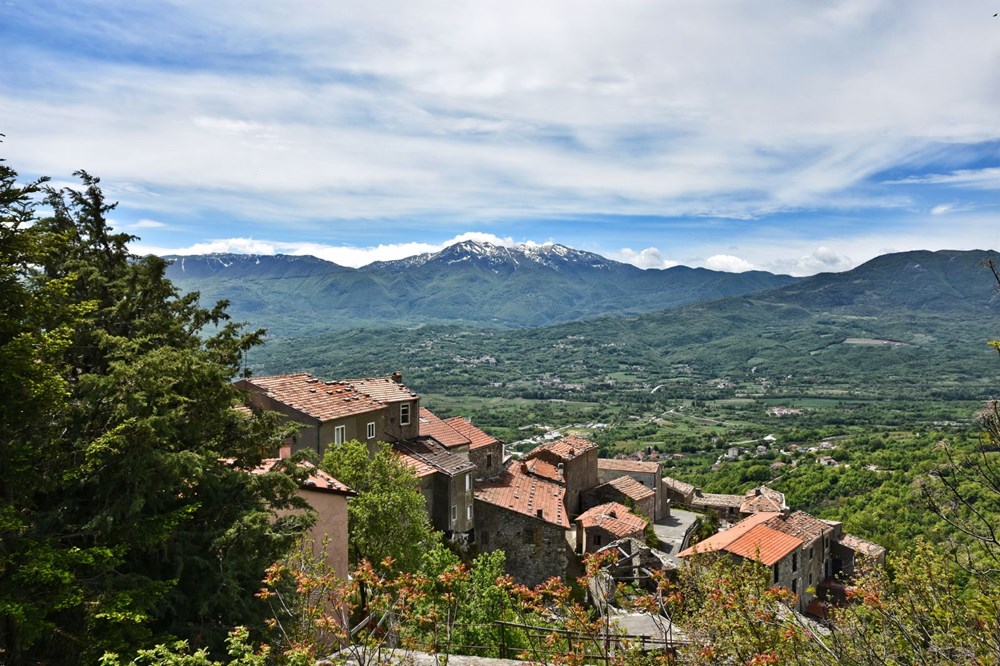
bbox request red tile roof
[527,435,597,462]
[678,512,783,558]
[238,374,385,422]
[598,459,661,474]
[444,417,501,450]
[419,408,472,449]
[393,438,475,479]
[250,459,355,496]
[602,475,656,503]
[347,376,418,403]
[475,461,569,528]
[764,511,832,543]
[724,524,802,566]
[577,502,648,539]
[740,486,787,514]
[523,457,564,484]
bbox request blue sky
[2,1,999,275]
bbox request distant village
[237,371,884,622]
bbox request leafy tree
[321,440,433,573]
[0,161,309,663]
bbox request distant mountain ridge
[162,241,797,332]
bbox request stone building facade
[524,435,597,518]
[582,475,656,522]
[474,460,570,587]
[597,459,667,519]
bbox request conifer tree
[0,159,309,663]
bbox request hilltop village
[237,371,884,619]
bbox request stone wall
[469,441,504,480]
[475,499,568,588]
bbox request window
[772,563,779,583]
[400,403,411,426]
[593,534,602,546]
[367,421,375,439]
[486,453,493,468]
[467,505,473,520]
[451,505,457,523]
[334,425,346,445]
[522,528,534,545]
[810,546,814,560]
[465,474,472,492]
[792,552,798,572]
[791,578,798,594]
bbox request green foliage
[321,440,434,572]
[0,161,309,663]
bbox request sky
[2,1,1000,276]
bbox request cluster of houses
[235,371,884,619]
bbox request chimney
[391,371,403,384]
[695,488,703,497]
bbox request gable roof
[740,486,787,514]
[690,492,743,509]
[526,435,597,462]
[724,524,803,566]
[678,512,783,558]
[601,475,656,503]
[523,457,564,484]
[764,511,833,544]
[577,502,648,539]
[662,476,696,496]
[836,533,886,558]
[475,461,569,528]
[599,458,661,475]
[393,438,475,479]
[238,373,385,422]
[444,416,501,450]
[347,376,418,403]
[419,408,472,449]
[250,459,355,496]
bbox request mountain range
[163,241,797,332]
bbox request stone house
[392,437,476,541]
[236,373,386,456]
[524,435,598,518]
[582,475,656,522]
[346,373,421,442]
[597,458,668,519]
[679,510,886,614]
[661,476,696,506]
[688,490,743,522]
[444,416,505,480]
[739,486,787,515]
[474,459,570,587]
[416,408,506,481]
[576,502,648,554]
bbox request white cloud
[929,204,953,215]
[705,254,756,273]
[613,247,679,269]
[132,219,166,229]
[886,168,1000,190]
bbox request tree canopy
[0,158,310,663]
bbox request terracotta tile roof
[602,476,656,503]
[250,459,355,496]
[740,486,787,514]
[475,461,569,528]
[238,373,385,422]
[837,533,886,558]
[764,511,833,543]
[526,435,597,462]
[678,512,783,558]
[393,438,475,479]
[724,524,802,566]
[523,457,564,484]
[347,376,418,403]
[419,408,472,449]
[662,476,696,496]
[232,404,254,417]
[444,417,501,450]
[599,459,661,474]
[577,502,648,539]
[690,492,743,509]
